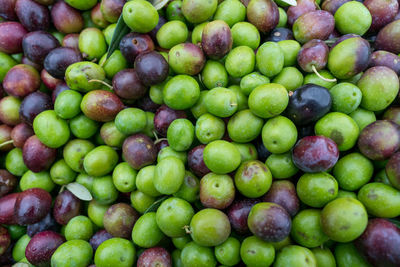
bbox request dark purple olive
[62,33,80,50]
[91,3,110,29]
[287,0,317,26]
[375,20,400,54]
[0,125,13,152]
[253,137,272,162]
[103,203,139,238]
[321,0,350,14]
[27,212,59,237]
[119,32,155,64]
[369,50,400,75]
[248,202,292,242]
[188,145,211,178]
[22,56,43,72]
[358,120,400,161]
[386,152,400,190]
[112,69,148,100]
[52,82,70,104]
[155,139,169,152]
[202,20,232,59]
[0,170,17,198]
[137,247,172,267]
[44,47,82,79]
[297,39,329,72]
[154,105,187,136]
[23,135,56,172]
[0,22,27,54]
[19,91,52,126]
[53,189,81,225]
[0,226,10,256]
[90,229,113,251]
[149,16,167,42]
[51,0,84,34]
[293,10,335,44]
[15,0,50,31]
[285,84,332,126]
[364,0,398,32]
[101,0,126,23]
[262,180,299,217]
[25,231,65,266]
[265,28,294,42]
[383,107,400,125]
[355,218,400,267]
[227,198,259,235]
[0,0,18,20]
[247,0,279,33]
[123,134,157,170]
[0,193,18,225]
[41,71,62,93]
[22,31,60,64]
[134,51,169,86]
[14,188,52,225]
[136,95,160,113]
[3,64,41,98]
[292,135,339,173]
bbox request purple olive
[369,50,400,75]
[0,0,18,20]
[287,0,317,26]
[0,125,13,152]
[0,170,17,198]
[0,22,27,54]
[137,247,172,267]
[11,123,34,148]
[227,198,259,235]
[103,203,139,238]
[292,136,339,173]
[51,0,84,34]
[364,0,398,32]
[0,193,18,225]
[22,31,60,64]
[123,134,157,170]
[14,188,52,225]
[15,0,50,31]
[44,47,83,79]
[112,69,148,100]
[247,0,279,33]
[262,180,299,217]
[201,20,233,59]
[134,51,169,86]
[26,212,59,237]
[3,64,41,98]
[53,189,81,225]
[297,39,329,72]
[20,91,52,126]
[41,69,62,90]
[52,82,70,104]
[375,20,400,54]
[25,230,65,266]
[154,105,187,136]
[188,145,211,178]
[119,32,154,64]
[321,0,349,14]
[23,135,56,172]
[89,229,113,251]
[358,120,400,161]
[62,33,80,50]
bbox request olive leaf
[106,0,169,59]
[106,15,130,59]
[144,195,169,214]
[66,182,93,201]
[280,0,297,6]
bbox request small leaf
[66,182,93,201]
[144,195,168,214]
[106,15,130,59]
[280,0,297,6]
[150,0,170,10]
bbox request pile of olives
[0,0,400,266]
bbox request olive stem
[183,225,192,234]
[88,79,113,90]
[312,65,337,82]
[0,140,13,148]
[154,138,168,145]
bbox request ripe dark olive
[265,28,294,42]
[27,212,60,237]
[25,230,65,266]
[3,64,41,98]
[123,134,157,170]
[0,22,27,54]
[0,193,18,225]
[134,51,169,86]
[14,188,52,225]
[0,0,18,20]
[137,247,172,267]
[44,47,83,79]
[19,91,53,126]
[15,0,50,31]
[51,1,84,34]
[113,69,148,100]
[154,105,187,136]
[22,135,56,172]
[227,198,259,235]
[90,229,113,251]
[0,170,17,198]
[41,69,62,90]
[53,189,81,225]
[119,32,155,64]
[22,31,60,64]
[188,145,211,178]
[292,135,339,173]
[262,180,300,217]
[285,84,332,126]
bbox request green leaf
[66,182,93,201]
[389,219,400,229]
[144,195,169,214]
[150,0,170,10]
[106,15,130,59]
